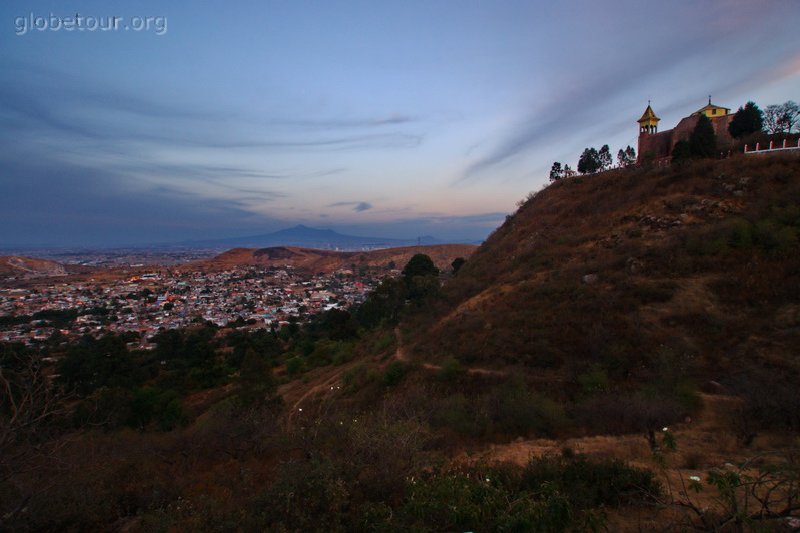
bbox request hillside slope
[186,244,477,273]
[407,155,800,395]
[0,255,68,278]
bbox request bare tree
[763,105,783,134]
[1,348,71,527]
[763,101,800,134]
[780,100,799,133]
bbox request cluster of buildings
[636,97,735,164]
[0,266,382,347]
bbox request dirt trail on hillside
[394,327,506,377]
[456,394,754,469]
[279,363,352,423]
[279,325,510,422]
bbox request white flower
[689,476,701,482]
[662,427,669,432]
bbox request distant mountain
[182,225,478,250]
[184,244,478,274]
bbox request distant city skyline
[1,0,799,246]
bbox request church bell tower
[637,102,660,135]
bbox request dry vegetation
[3,154,800,531]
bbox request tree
[577,147,600,174]
[549,162,563,182]
[598,145,612,171]
[1,344,70,527]
[764,101,799,134]
[563,164,574,176]
[763,104,782,134]
[779,100,799,133]
[236,347,277,408]
[728,101,763,138]
[671,139,691,163]
[355,277,407,327]
[689,114,717,158]
[408,274,440,304]
[401,254,440,306]
[617,145,636,168]
[451,257,466,275]
[402,254,439,283]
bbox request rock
[626,257,643,274]
[582,274,598,284]
[701,380,725,394]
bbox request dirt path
[394,327,408,362]
[280,325,508,423]
[278,363,353,423]
[394,326,506,377]
[456,394,749,469]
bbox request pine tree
[617,145,636,167]
[671,139,691,163]
[577,147,600,174]
[689,114,717,158]
[598,145,612,171]
[728,101,763,138]
[549,162,563,181]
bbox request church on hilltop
[637,98,734,164]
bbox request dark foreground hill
[407,156,800,389]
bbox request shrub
[372,332,395,352]
[401,470,574,533]
[342,363,369,393]
[437,356,465,383]
[430,393,488,437]
[521,453,662,507]
[383,361,407,387]
[753,219,797,253]
[575,391,685,438]
[577,365,610,395]
[285,356,305,375]
[485,381,568,437]
[633,282,677,304]
[248,458,349,531]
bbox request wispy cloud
[459,1,794,182]
[328,201,374,212]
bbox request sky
[1,0,799,247]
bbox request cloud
[0,154,283,246]
[327,201,374,212]
[0,59,423,153]
[460,41,709,180]
[271,114,417,129]
[0,83,424,152]
[458,1,795,182]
